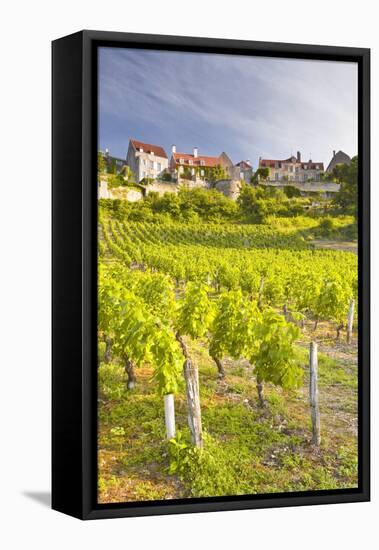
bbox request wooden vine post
[347,298,355,344]
[124,356,137,389]
[176,333,203,448]
[104,335,111,363]
[164,394,176,440]
[309,342,321,446]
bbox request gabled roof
[172,152,221,168]
[236,160,252,169]
[130,139,168,159]
[326,150,351,172]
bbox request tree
[283,185,301,198]
[250,167,269,184]
[98,151,106,174]
[237,185,267,223]
[332,156,358,217]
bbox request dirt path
[311,240,358,254]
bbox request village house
[235,160,253,182]
[169,145,238,182]
[126,139,169,182]
[259,152,324,183]
[325,150,351,174]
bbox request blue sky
[99,47,357,169]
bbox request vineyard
[97,204,358,502]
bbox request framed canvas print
[52,30,370,520]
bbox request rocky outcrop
[214,179,242,201]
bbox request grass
[98,324,358,503]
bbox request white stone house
[126,139,168,182]
[259,151,324,183]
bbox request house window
[149,160,154,169]
[200,169,204,177]
[157,162,161,172]
[200,160,205,166]
[188,159,193,165]
[275,173,279,181]
[179,158,184,164]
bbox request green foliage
[107,173,127,189]
[237,184,304,223]
[175,282,215,339]
[143,188,238,222]
[332,156,358,217]
[99,266,183,396]
[313,277,352,325]
[316,217,336,237]
[168,431,253,497]
[160,172,173,182]
[251,309,303,389]
[210,289,261,360]
[251,167,270,184]
[140,177,155,185]
[98,151,106,173]
[283,185,301,198]
[98,204,359,501]
[208,163,228,182]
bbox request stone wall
[98,180,144,202]
[214,179,242,201]
[144,182,179,196]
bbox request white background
[0,0,377,548]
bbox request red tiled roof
[172,152,221,168]
[260,158,324,170]
[131,139,168,159]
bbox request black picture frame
[52,30,370,520]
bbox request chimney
[193,147,198,158]
[297,151,301,162]
[333,150,336,157]
[171,144,176,154]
